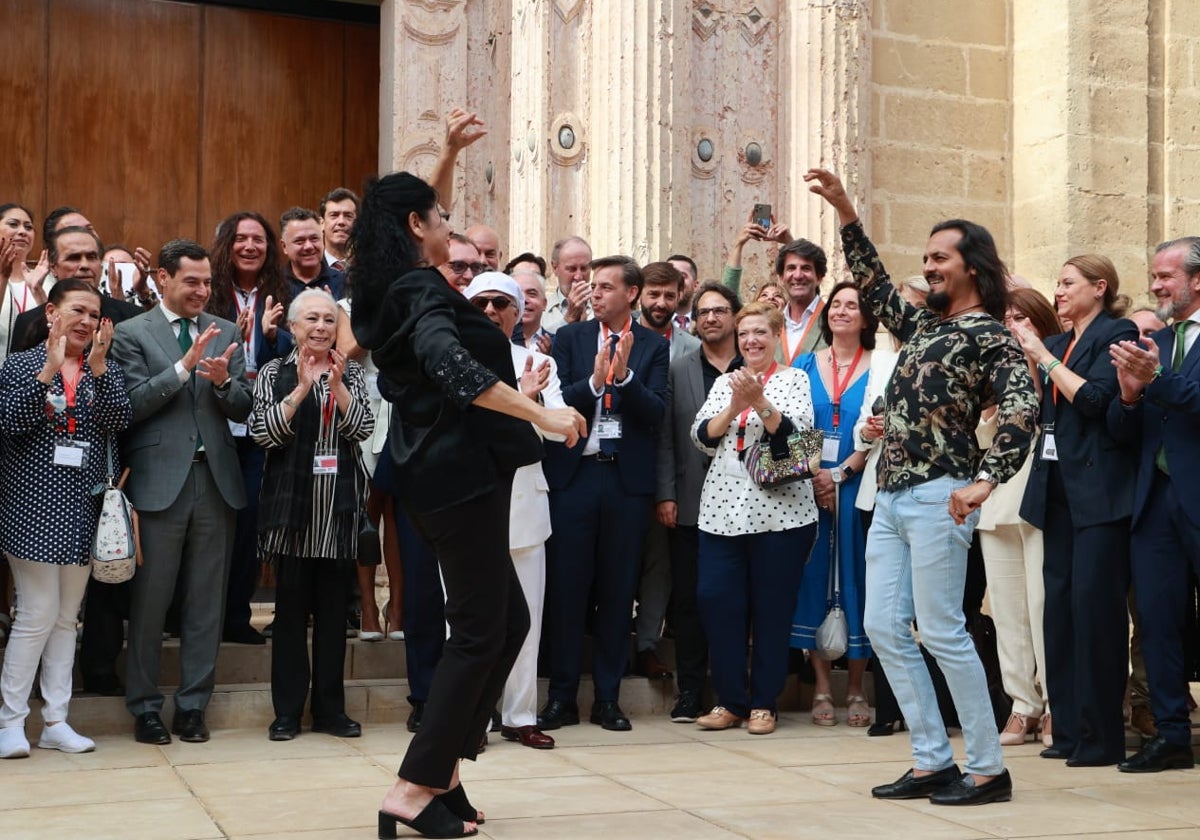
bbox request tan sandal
[811,693,837,726]
[846,694,871,727]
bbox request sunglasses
[472,295,513,312]
[449,260,488,276]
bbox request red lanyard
[1051,335,1077,405]
[321,386,336,430]
[12,283,30,314]
[736,362,778,451]
[829,345,865,428]
[60,357,85,436]
[785,299,824,366]
[233,287,257,317]
[600,318,632,412]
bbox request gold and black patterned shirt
[840,220,1038,492]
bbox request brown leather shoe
[635,649,674,681]
[747,709,776,735]
[1130,705,1158,738]
[500,724,555,749]
[696,706,744,730]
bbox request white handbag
[815,494,849,661]
[90,436,140,584]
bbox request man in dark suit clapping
[539,256,669,732]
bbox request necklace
[941,303,984,320]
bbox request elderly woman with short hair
[250,288,374,742]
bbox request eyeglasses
[472,295,513,312]
[448,260,487,276]
[696,305,733,318]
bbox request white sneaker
[37,722,95,754]
[0,726,30,758]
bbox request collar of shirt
[784,295,820,331]
[159,302,194,334]
[1179,311,1200,356]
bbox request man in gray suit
[112,239,252,745]
[655,283,742,721]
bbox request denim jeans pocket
[909,481,952,506]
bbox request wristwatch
[830,466,844,484]
[758,406,774,419]
[974,470,999,488]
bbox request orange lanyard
[60,357,85,436]
[1051,335,1077,405]
[829,345,864,429]
[785,299,823,366]
[321,384,336,430]
[601,318,632,413]
[736,362,779,452]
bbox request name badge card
[724,452,748,478]
[822,434,841,463]
[54,439,91,469]
[1040,426,1058,462]
[228,420,248,438]
[596,414,622,440]
[313,452,338,475]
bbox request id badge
[724,452,748,478]
[1040,425,1058,461]
[228,420,248,438]
[313,451,338,475]
[54,439,91,469]
[596,414,622,440]
[822,434,841,463]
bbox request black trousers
[80,578,130,690]
[1042,466,1130,764]
[399,473,529,789]
[225,439,265,631]
[668,524,708,697]
[270,556,351,723]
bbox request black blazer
[11,296,144,355]
[1020,311,1138,529]
[353,267,541,516]
[543,317,669,495]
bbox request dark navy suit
[1020,312,1137,764]
[543,318,669,706]
[1108,317,1200,748]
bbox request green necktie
[176,318,193,353]
[1155,321,1190,475]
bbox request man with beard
[667,254,699,333]
[655,282,742,720]
[809,168,1037,806]
[1108,236,1200,773]
[633,262,699,679]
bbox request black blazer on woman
[1020,311,1138,530]
[353,267,541,515]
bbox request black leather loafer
[172,709,209,743]
[1118,736,1196,773]
[406,702,424,733]
[312,714,361,738]
[929,768,1013,805]
[871,765,960,799]
[589,701,632,731]
[1040,746,1070,759]
[268,716,301,741]
[537,700,580,730]
[133,711,171,745]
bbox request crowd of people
[1,114,1198,835]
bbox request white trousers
[501,543,545,728]
[979,522,1048,717]
[0,556,90,728]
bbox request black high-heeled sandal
[868,719,906,737]
[437,785,484,825]
[377,798,477,839]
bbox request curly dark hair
[348,172,439,346]
[207,211,288,319]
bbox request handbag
[90,436,141,584]
[356,511,382,567]
[746,427,823,489]
[815,494,849,661]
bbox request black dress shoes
[1040,746,1070,759]
[537,700,580,730]
[406,702,424,733]
[929,769,1013,806]
[172,709,210,743]
[222,624,267,645]
[871,765,960,800]
[589,701,632,731]
[312,713,362,738]
[1118,736,1196,773]
[268,716,301,741]
[134,711,172,745]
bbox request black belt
[192,450,207,463]
[586,451,618,463]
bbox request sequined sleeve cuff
[430,345,500,408]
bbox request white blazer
[509,344,565,550]
[852,346,899,512]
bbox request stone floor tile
[529,721,695,748]
[203,785,382,836]
[716,728,917,766]
[456,743,595,781]
[0,734,168,775]
[1032,832,1200,840]
[613,766,858,810]
[0,799,222,840]
[693,799,990,840]
[456,775,671,820]
[784,758,920,792]
[160,727,360,765]
[1071,780,1200,826]
[479,810,745,839]
[0,765,191,810]
[175,755,394,798]
[901,788,1193,837]
[559,740,771,776]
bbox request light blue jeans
[864,475,1004,777]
